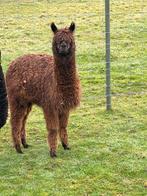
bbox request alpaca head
[51,22,75,57]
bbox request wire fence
[104,0,147,94]
[0,0,147,111]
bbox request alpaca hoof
[15,145,23,154]
[50,150,57,158]
[23,143,29,148]
[62,142,71,150]
[16,149,23,154]
[21,138,29,148]
[64,146,71,150]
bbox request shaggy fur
[6,23,81,157]
[0,51,8,128]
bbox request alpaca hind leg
[43,109,59,158]
[10,103,27,153]
[59,111,70,150]
[21,105,32,148]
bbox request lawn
[0,0,147,195]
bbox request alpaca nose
[61,42,66,48]
[61,44,66,48]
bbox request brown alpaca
[6,22,80,158]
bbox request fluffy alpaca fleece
[6,22,81,157]
[0,51,8,128]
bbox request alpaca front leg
[21,129,28,148]
[43,109,59,158]
[48,129,58,157]
[59,111,70,150]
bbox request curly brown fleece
[6,22,81,157]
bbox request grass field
[0,0,147,195]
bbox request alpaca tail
[0,51,8,128]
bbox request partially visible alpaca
[6,22,81,157]
[0,51,8,128]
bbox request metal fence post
[105,0,111,110]
[0,50,1,66]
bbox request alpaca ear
[51,22,58,33]
[69,22,75,32]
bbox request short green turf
[0,0,147,195]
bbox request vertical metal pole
[105,0,111,110]
[0,50,1,66]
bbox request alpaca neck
[54,54,76,86]
[54,54,79,108]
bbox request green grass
[0,0,147,195]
